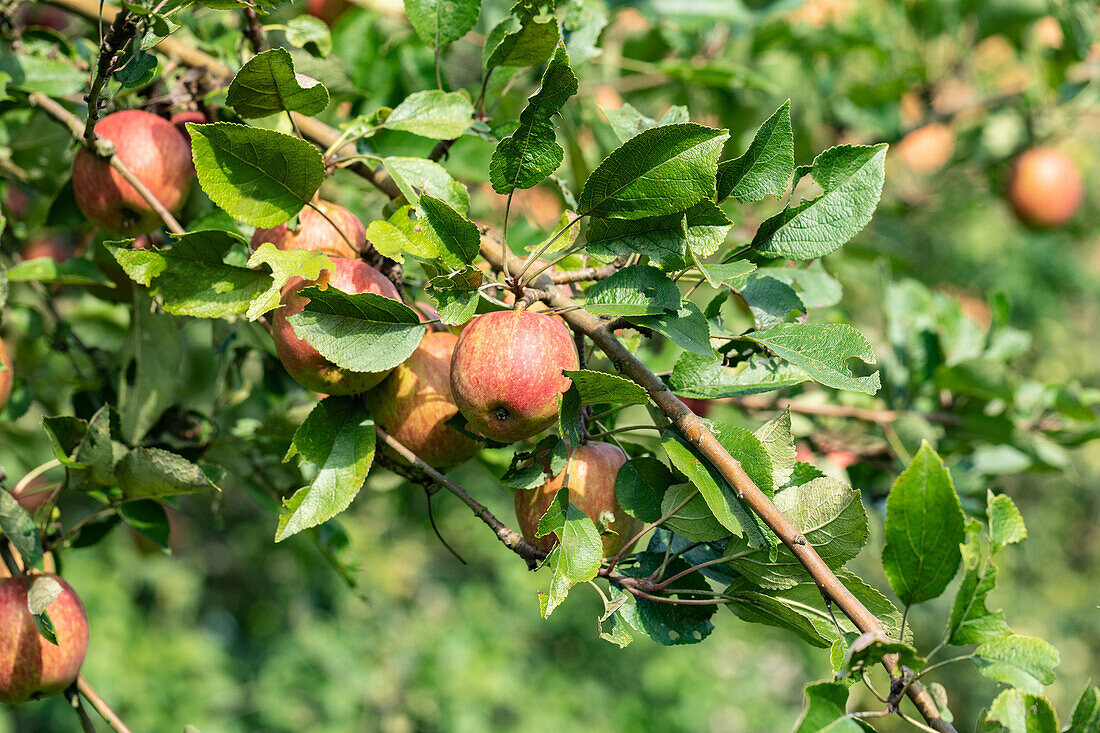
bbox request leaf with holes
[226,47,329,118]
[745,322,880,395]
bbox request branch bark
[728,395,962,427]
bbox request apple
[0,574,89,705]
[894,123,955,174]
[307,0,352,25]
[450,309,579,443]
[364,331,483,469]
[514,442,643,557]
[0,339,13,412]
[272,257,401,395]
[72,110,193,236]
[1007,147,1085,227]
[11,476,53,516]
[21,235,76,264]
[251,199,366,260]
[680,397,713,418]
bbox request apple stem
[77,676,133,733]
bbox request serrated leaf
[188,122,325,228]
[288,288,425,373]
[115,447,220,499]
[629,300,714,357]
[793,681,872,733]
[42,416,89,468]
[365,205,440,264]
[615,457,671,523]
[382,156,470,214]
[32,610,58,646]
[727,477,868,590]
[490,43,577,195]
[740,275,805,330]
[285,16,331,57]
[974,635,1059,695]
[383,90,475,139]
[616,552,716,645]
[584,212,688,271]
[882,442,965,606]
[226,47,329,118]
[0,489,43,570]
[404,0,481,47]
[0,52,86,97]
[669,353,809,400]
[483,6,560,70]
[745,322,880,395]
[245,244,334,321]
[716,100,794,204]
[843,631,924,677]
[684,199,733,257]
[692,259,756,291]
[988,490,1027,554]
[578,124,728,220]
[1065,686,1100,733]
[278,397,375,542]
[537,487,603,617]
[755,408,795,489]
[947,563,1011,646]
[417,194,480,269]
[584,264,680,317]
[984,688,1059,733]
[752,144,887,260]
[602,103,687,143]
[118,304,182,445]
[563,0,607,65]
[660,483,727,542]
[764,261,842,309]
[561,369,648,405]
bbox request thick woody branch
[549,262,621,284]
[728,395,962,427]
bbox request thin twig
[83,5,136,143]
[78,676,132,733]
[66,685,97,733]
[550,262,621,284]
[241,7,265,53]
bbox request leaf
[660,484,727,542]
[0,52,85,98]
[42,416,89,468]
[692,259,756,291]
[563,0,607,65]
[615,552,716,645]
[615,457,672,523]
[988,490,1027,554]
[278,398,376,542]
[764,261,842,309]
[983,689,1059,733]
[947,563,1012,646]
[109,231,272,319]
[754,408,795,489]
[119,500,171,551]
[727,477,867,589]
[629,300,714,357]
[716,100,794,204]
[577,124,728,220]
[684,199,733,257]
[404,0,481,47]
[584,213,688,271]
[562,370,648,405]
[4,257,111,286]
[793,681,871,733]
[365,205,440,263]
[382,156,470,214]
[669,353,809,399]
[739,275,805,330]
[752,144,887,260]
[974,635,1060,694]
[536,488,603,618]
[584,264,680,317]
[490,43,577,195]
[115,448,220,499]
[483,5,560,70]
[417,194,480,269]
[245,244,334,321]
[881,442,965,606]
[285,15,331,57]
[26,575,63,616]
[556,384,583,449]
[288,288,425,373]
[745,322,881,395]
[383,90,475,139]
[118,302,182,445]
[602,103,674,143]
[0,489,43,570]
[226,48,329,118]
[842,631,924,677]
[188,122,325,228]
[1065,686,1100,733]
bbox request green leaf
[988,490,1027,554]
[842,631,924,677]
[670,353,808,400]
[188,122,325,228]
[289,288,425,373]
[754,408,795,489]
[745,322,881,395]
[118,302,182,445]
[404,0,481,47]
[584,264,680,317]
[584,213,688,271]
[763,261,842,309]
[716,100,795,204]
[116,48,158,89]
[739,275,805,330]
[602,103,688,143]
[483,5,560,70]
[881,442,965,606]
[947,563,1012,646]
[226,47,329,119]
[115,447,220,499]
[382,156,470,214]
[629,300,714,357]
[278,397,376,542]
[660,484,727,542]
[5,256,110,286]
[245,244,334,322]
[752,144,887,260]
[0,52,85,97]
[536,487,603,618]
[557,384,583,449]
[692,257,756,290]
[974,635,1060,694]
[983,689,1059,733]
[1065,686,1100,733]
[285,15,331,57]
[32,608,58,646]
[119,500,171,551]
[727,477,867,590]
[793,681,871,733]
[42,416,89,468]
[490,43,577,195]
[563,0,607,65]
[109,231,272,319]
[562,370,648,405]
[418,194,480,269]
[683,199,733,258]
[383,90,475,139]
[578,124,728,220]
[0,489,43,570]
[365,205,440,263]
[616,552,716,645]
[615,457,671,523]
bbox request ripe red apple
[449,309,579,443]
[514,442,643,557]
[0,574,89,705]
[307,0,352,25]
[21,235,76,264]
[1007,147,1085,227]
[72,110,194,236]
[364,331,483,469]
[272,258,401,395]
[0,339,13,412]
[894,123,955,174]
[251,200,366,260]
[680,397,713,418]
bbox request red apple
[72,110,194,236]
[680,397,713,418]
[251,200,366,260]
[514,441,643,557]
[272,257,401,395]
[307,0,352,25]
[10,476,53,516]
[1008,147,1085,227]
[364,331,483,469]
[0,574,89,705]
[169,111,205,160]
[0,339,13,412]
[894,123,955,174]
[21,236,76,264]
[449,309,579,443]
